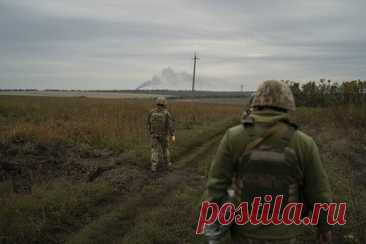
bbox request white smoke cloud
[136,67,231,90]
[136,67,192,90]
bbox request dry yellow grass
[0,96,243,150]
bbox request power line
[192,52,199,92]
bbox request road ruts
[65,131,225,244]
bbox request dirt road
[63,131,224,244]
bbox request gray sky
[0,0,365,90]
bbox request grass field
[0,96,243,150]
[0,96,365,244]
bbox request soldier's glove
[171,135,176,144]
[204,222,230,244]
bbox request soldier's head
[252,80,296,112]
[155,96,168,108]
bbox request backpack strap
[241,122,289,157]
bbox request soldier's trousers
[151,136,170,171]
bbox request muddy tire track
[64,132,224,244]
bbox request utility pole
[192,52,199,92]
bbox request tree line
[284,79,366,107]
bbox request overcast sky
[0,0,365,90]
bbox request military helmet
[252,80,296,111]
[155,96,168,106]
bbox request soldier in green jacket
[147,96,176,172]
[205,80,332,244]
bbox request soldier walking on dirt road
[147,96,176,172]
[204,80,333,244]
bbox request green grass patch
[0,180,114,244]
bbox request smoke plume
[136,67,193,90]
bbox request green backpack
[149,110,168,136]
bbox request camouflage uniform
[147,97,175,172]
[205,81,332,244]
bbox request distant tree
[287,79,366,107]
